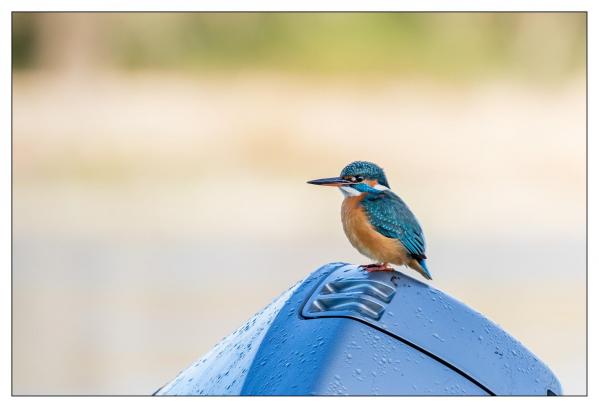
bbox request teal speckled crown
[340,161,390,188]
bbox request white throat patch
[339,186,361,197]
[339,183,389,197]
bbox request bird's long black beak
[307,177,352,187]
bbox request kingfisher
[308,161,432,280]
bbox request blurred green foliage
[13,12,586,80]
[12,13,38,68]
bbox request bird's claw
[360,263,396,273]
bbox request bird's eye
[355,176,364,182]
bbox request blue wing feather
[361,190,427,259]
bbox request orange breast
[341,196,408,265]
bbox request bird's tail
[412,258,432,280]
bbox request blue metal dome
[155,263,562,396]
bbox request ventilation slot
[304,278,396,321]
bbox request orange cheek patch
[367,179,377,187]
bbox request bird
[307,161,432,280]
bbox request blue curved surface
[156,262,562,396]
[155,279,306,395]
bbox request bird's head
[307,161,390,197]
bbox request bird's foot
[360,263,396,272]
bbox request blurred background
[12,13,586,395]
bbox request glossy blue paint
[301,265,561,395]
[155,263,562,396]
[154,279,307,395]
